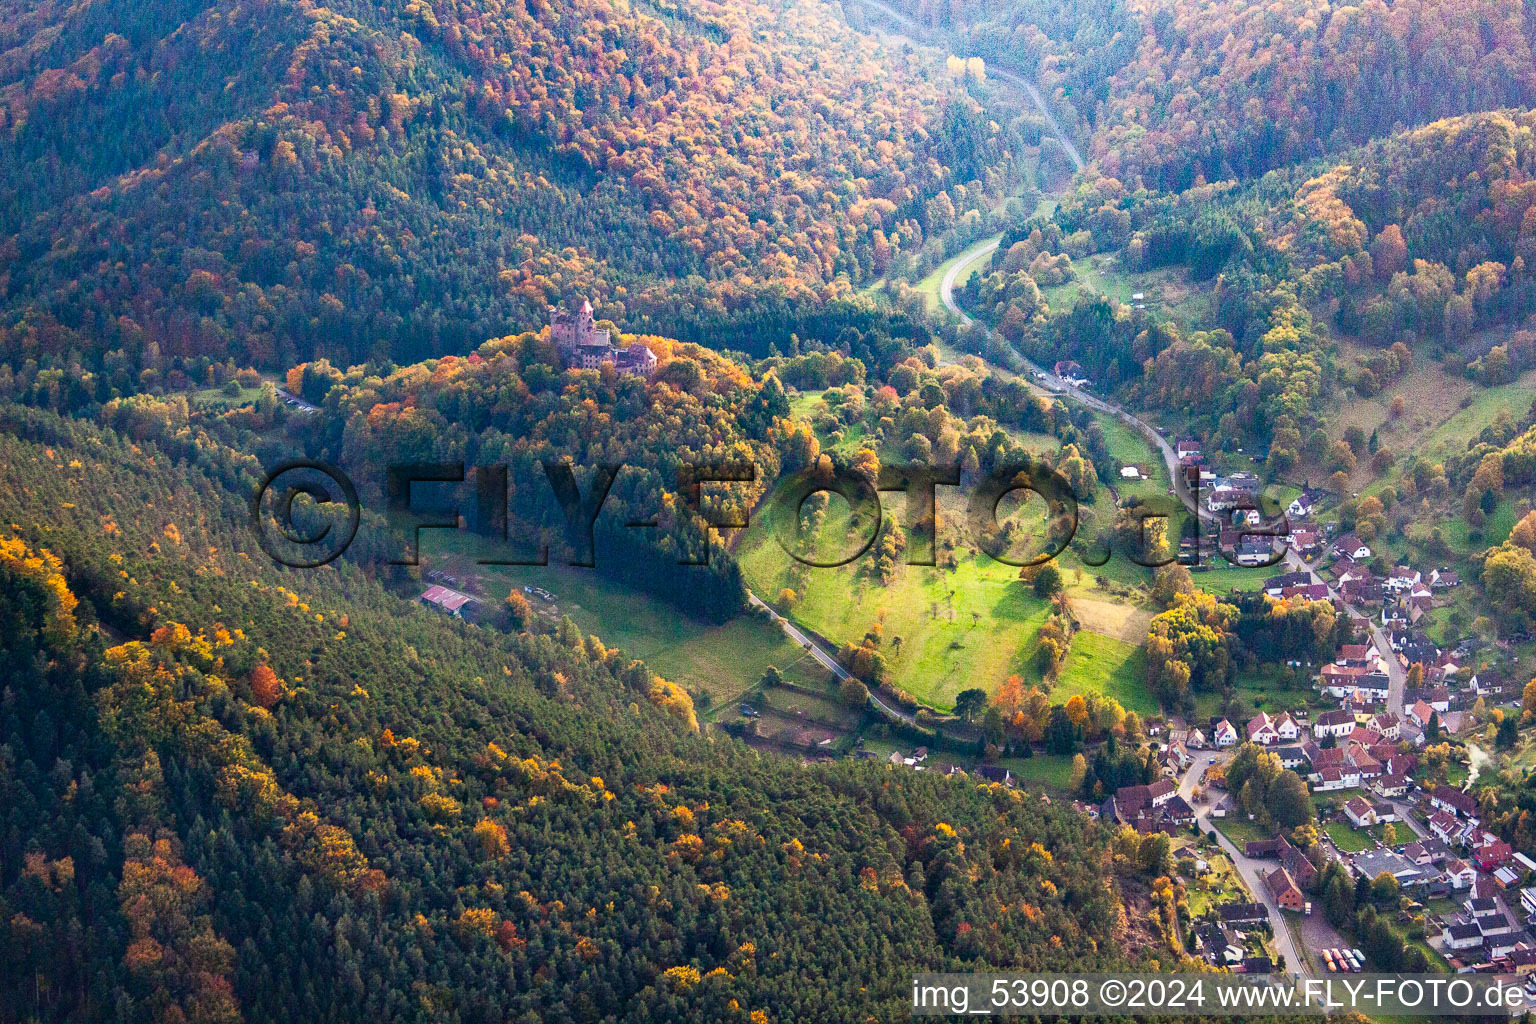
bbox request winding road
[940,239,1206,524]
[849,0,1086,172]
[850,0,1402,966]
[941,242,1405,720]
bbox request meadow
[423,536,822,706]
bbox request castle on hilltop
[550,299,656,376]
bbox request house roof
[1265,867,1303,903]
[1435,787,1478,815]
[1430,811,1463,835]
[1344,796,1374,818]
[420,585,475,612]
[1218,902,1268,922]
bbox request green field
[1182,850,1246,917]
[738,521,1055,708]
[1190,561,1286,592]
[1193,665,1319,722]
[1214,815,1275,846]
[999,752,1077,792]
[191,384,265,410]
[1051,630,1155,715]
[1035,252,1204,323]
[431,546,818,705]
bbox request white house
[1431,787,1480,824]
[1333,534,1372,561]
[1343,796,1378,828]
[1520,887,1536,921]
[1488,932,1523,960]
[1313,710,1356,738]
[1212,720,1239,747]
[1288,492,1319,518]
[1430,811,1473,846]
[1442,921,1483,951]
[1445,858,1478,890]
[1314,766,1362,791]
[1246,713,1279,746]
[1368,713,1401,740]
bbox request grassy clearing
[1051,630,1155,715]
[458,554,814,704]
[1068,597,1152,644]
[760,686,857,722]
[999,753,1076,792]
[914,236,1000,313]
[1326,348,1536,496]
[739,517,1056,708]
[736,485,1163,712]
[1214,815,1274,846]
[1098,415,1175,505]
[1192,666,1319,722]
[1190,561,1287,593]
[1182,849,1247,917]
[191,384,264,409]
[1036,252,1200,320]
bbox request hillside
[0,0,1013,375]
[1092,0,1536,189]
[18,0,1536,1012]
[0,406,1143,1023]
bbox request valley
[10,0,1536,1017]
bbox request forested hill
[879,0,1536,192]
[0,406,1150,1023]
[0,0,1009,375]
[1093,0,1536,189]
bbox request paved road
[943,256,1404,706]
[1282,549,1406,716]
[747,590,917,724]
[938,243,1207,526]
[850,0,1086,171]
[939,237,1000,327]
[275,386,320,414]
[1177,754,1315,976]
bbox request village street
[1176,753,1355,977]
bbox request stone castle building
[550,299,656,376]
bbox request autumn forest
[8,0,1536,1020]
